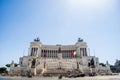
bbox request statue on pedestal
[34,37,40,42]
[58,47,61,53]
[58,47,62,59]
[78,38,83,42]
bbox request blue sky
[0,0,120,67]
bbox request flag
[43,54,46,59]
[71,51,77,57]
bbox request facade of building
[9,38,112,76]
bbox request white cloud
[66,0,117,14]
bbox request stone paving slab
[0,75,120,80]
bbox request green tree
[110,65,117,73]
[5,64,10,68]
[14,63,18,67]
[0,67,8,74]
[6,63,18,68]
[110,60,120,73]
[99,63,106,67]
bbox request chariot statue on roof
[78,38,83,42]
[34,37,40,42]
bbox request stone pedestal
[31,68,36,76]
[58,53,62,59]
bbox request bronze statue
[34,37,40,42]
[58,47,61,53]
[78,38,83,42]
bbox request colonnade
[30,47,38,56]
[40,48,87,58]
[41,50,75,58]
[80,48,87,57]
[30,47,88,58]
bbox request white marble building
[9,38,112,76]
